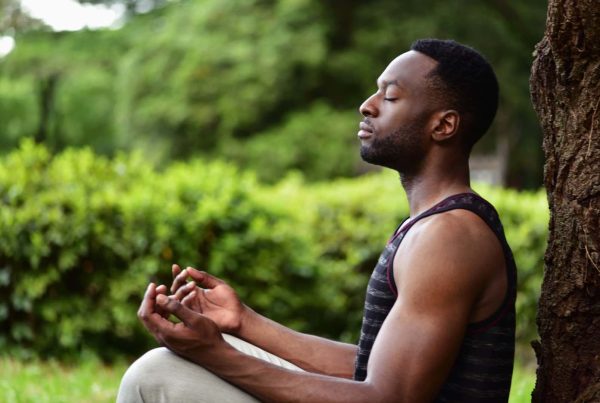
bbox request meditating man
[118,39,516,402]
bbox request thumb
[156,294,197,327]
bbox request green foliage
[55,66,118,153]
[222,103,359,183]
[509,361,536,403]
[0,142,547,358]
[0,77,38,148]
[115,0,328,156]
[0,140,320,358]
[0,0,547,187]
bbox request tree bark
[530,1,600,402]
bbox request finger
[156,284,168,295]
[138,283,157,323]
[170,268,189,294]
[186,267,224,289]
[181,290,197,308]
[156,294,199,328]
[173,281,196,301]
[139,285,178,341]
[155,284,169,318]
[172,264,181,279]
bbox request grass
[0,356,128,403]
[1,356,535,402]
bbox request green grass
[1,356,535,402]
[0,356,128,403]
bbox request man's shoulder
[404,208,497,253]
[393,208,504,298]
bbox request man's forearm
[237,306,357,378]
[197,342,375,403]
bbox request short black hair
[410,39,499,152]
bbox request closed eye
[384,97,398,101]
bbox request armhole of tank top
[384,207,458,297]
[387,217,410,245]
[384,213,431,296]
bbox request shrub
[0,141,547,358]
[0,140,318,358]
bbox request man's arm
[365,210,502,400]
[237,307,358,378]
[169,266,357,378]
[142,212,499,402]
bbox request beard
[360,117,427,175]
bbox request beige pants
[116,334,303,403]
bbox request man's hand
[152,284,170,319]
[169,265,247,334]
[162,264,358,379]
[138,282,226,360]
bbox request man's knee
[117,348,176,403]
[117,347,259,403]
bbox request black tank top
[353,193,516,402]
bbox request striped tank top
[353,193,516,402]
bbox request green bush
[0,141,547,358]
[0,77,38,150]
[0,140,319,359]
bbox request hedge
[0,141,548,359]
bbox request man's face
[358,51,438,174]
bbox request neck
[400,153,472,217]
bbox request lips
[358,122,374,139]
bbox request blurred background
[0,0,547,401]
[1,0,546,187]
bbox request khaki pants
[116,334,303,403]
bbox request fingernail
[187,281,195,288]
[156,294,168,304]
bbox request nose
[359,93,378,118]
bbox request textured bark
[530,1,600,402]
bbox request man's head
[410,39,499,152]
[358,39,498,174]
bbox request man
[118,39,516,402]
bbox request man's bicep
[364,294,471,402]
[364,237,482,401]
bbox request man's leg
[116,334,303,403]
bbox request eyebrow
[377,79,405,91]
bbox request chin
[360,148,395,170]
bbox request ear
[430,110,460,142]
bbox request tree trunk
[34,74,58,144]
[530,1,600,402]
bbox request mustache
[361,118,375,133]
